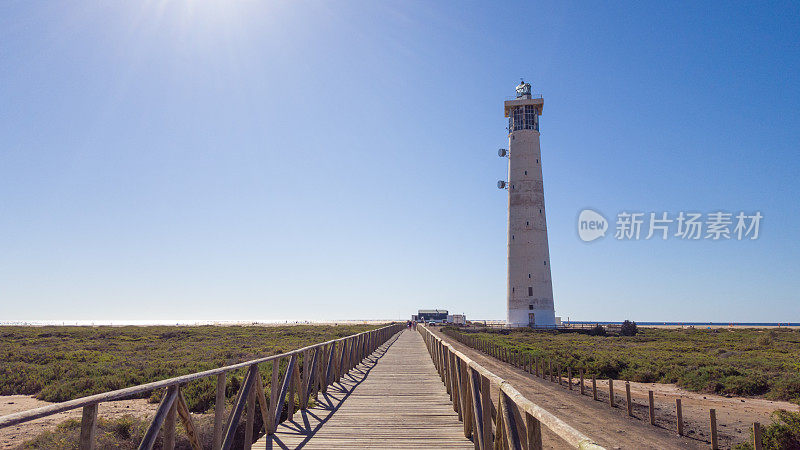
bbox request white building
[501,81,556,327]
[447,314,466,325]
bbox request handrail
[418,325,604,450]
[0,323,404,449]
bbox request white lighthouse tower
[499,81,556,327]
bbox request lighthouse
[499,81,556,327]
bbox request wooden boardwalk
[254,329,473,449]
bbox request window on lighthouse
[528,287,533,296]
[511,106,539,131]
[524,105,536,130]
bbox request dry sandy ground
[431,327,799,449]
[0,395,158,449]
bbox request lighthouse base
[507,308,556,328]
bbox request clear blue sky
[1,2,798,322]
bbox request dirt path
[431,328,746,450]
[0,395,158,449]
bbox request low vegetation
[21,413,224,449]
[0,324,379,413]
[734,410,800,450]
[24,415,155,449]
[447,326,800,404]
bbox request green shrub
[0,324,380,414]
[620,320,638,336]
[723,374,769,396]
[588,325,606,337]
[768,374,800,403]
[734,410,800,450]
[451,326,800,403]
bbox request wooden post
[580,369,585,395]
[287,361,297,420]
[450,351,460,407]
[480,375,492,449]
[291,362,301,418]
[214,373,225,450]
[710,409,718,450]
[753,422,762,450]
[78,404,98,450]
[568,368,573,390]
[499,391,522,450]
[558,364,562,386]
[164,397,177,450]
[592,375,597,401]
[244,387,255,450]
[460,360,472,439]
[549,360,554,382]
[526,412,543,450]
[648,391,655,425]
[626,382,632,417]
[676,398,684,436]
[608,379,614,407]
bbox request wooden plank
[175,390,203,450]
[253,366,271,435]
[254,330,471,449]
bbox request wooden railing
[419,325,604,450]
[443,327,739,448]
[0,323,404,450]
